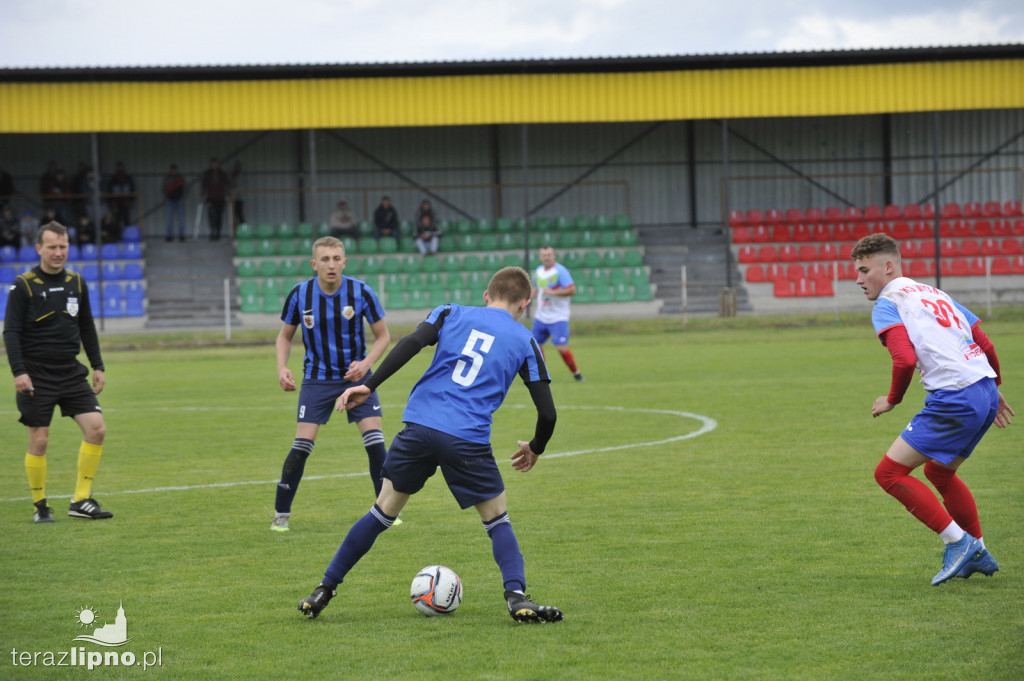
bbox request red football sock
[873,456,952,534]
[923,461,982,539]
[559,349,578,373]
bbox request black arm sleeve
[77,276,104,371]
[3,278,28,376]
[526,380,557,455]
[363,321,439,392]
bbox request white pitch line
[0,407,716,503]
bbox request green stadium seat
[554,216,573,232]
[623,250,644,267]
[604,251,624,268]
[456,234,477,251]
[583,251,603,268]
[238,279,260,295]
[574,216,592,231]
[404,273,424,290]
[579,231,597,248]
[559,232,580,248]
[450,288,471,306]
[532,216,552,232]
[594,215,613,231]
[478,234,499,251]
[407,289,427,308]
[235,241,257,257]
[613,282,632,302]
[383,273,404,293]
[428,289,448,307]
[279,259,300,277]
[359,221,374,238]
[476,218,494,233]
[236,223,255,240]
[258,260,279,277]
[461,254,482,271]
[261,279,282,309]
[439,235,457,252]
[614,214,632,229]
[608,268,628,286]
[438,219,453,234]
[422,257,441,273]
[297,238,315,254]
[341,237,358,254]
[399,219,415,237]
[495,217,513,233]
[440,254,461,272]
[401,255,422,273]
[628,266,648,286]
[563,251,583,269]
[598,231,619,248]
[277,240,298,256]
[424,272,445,291]
[633,279,654,301]
[316,222,331,238]
[361,256,381,275]
[276,223,295,239]
[499,233,521,250]
[466,271,488,291]
[482,253,502,273]
[344,258,361,276]
[240,290,261,313]
[237,260,258,277]
[295,222,314,238]
[589,268,608,287]
[378,238,399,254]
[502,253,522,268]
[573,285,593,304]
[619,229,638,247]
[359,238,379,254]
[455,219,473,235]
[386,290,407,310]
[255,223,275,239]
[256,239,277,257]
[446,271,465,290]
[381,257,401,274]
[400,236,418,253]
[529,253,540,270]
[592,285,613,303]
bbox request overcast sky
[1,0,1022,69]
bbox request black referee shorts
[15,360,102,427]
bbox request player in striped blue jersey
[298,266,563,622]
[270,237,391,532]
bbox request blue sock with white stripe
[484,512,526,593]
[361,429,386,497]
[324,504,396,587]
[275,438,314,513]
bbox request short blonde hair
[312,236,345,257]
[486,266,532,304]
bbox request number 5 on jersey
[453,329,494,386]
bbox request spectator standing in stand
[200,158,231,241]
[106,162,135,230]
[163,164,187,242]
[230,160,246,229]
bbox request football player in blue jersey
[298,266,563,623]
[270,237,391,532]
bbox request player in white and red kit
[531,245,584,381]
[851,233,1014,586]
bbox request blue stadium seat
[79,243,98,260]
[81,264,99,281]
[122,226,141,243]
[100,243,120,260]
[18,245,36,263]
[0,285,6,319]
[122,263,144,280]
[0,245,16,263]
[124,282,145,316]
[103,283,124,317]
[122,241,142,259]
[67,244,80,261]
[0,265,16,283]
[102,263,123,280]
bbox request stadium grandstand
[1,44,1022,328]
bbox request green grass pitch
[1,312,1022,680]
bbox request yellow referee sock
[73,442,103,502]
[25,453,47,504]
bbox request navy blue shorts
[899,377,999,465]
[297,378,382,425]
[382,422,504,509]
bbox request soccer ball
[410,565,463,616]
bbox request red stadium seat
[948,259,970,277]
[1013,256,1024,274]
[919,240,936,258]
[899,240,919,258]
[746,209,764,225]
[892,222,912,239]
[772,225,791,242]
[991,257,1011,275]
[980,238,1000,256]
[839,243,855,259]
[904,204,923,220]
[983,201,1002,217]
[745,264,766,282]
[807,262,830,279]
[779,244,798,262]
[912,222,934,239]
[992,220,1011,236]
[1000,238,1022,255]
[729,210,745,226]
[884,205,903,220]
[733,227,753,243]
[773,279,794,297]
[765,264,786,282]
[939,221,954,237]
[738,246,757,263]
[824,207,844,223]
[786,263,806,281]
[785,208,804,224]
[973,219,992,237]
[814,277,834,296]
[852,223,872,239]
[961,240,980,257]
[792,224,812,242]
[758,245,778,262]
[864,205,883,221]
[752,225,771,242]
[1013,219,1024,236]
[833,223,854,241]
[872,222,892,236]
[964,202,983,218]
[941,202,962,219]
[811,224,831,242]
[765,209,784,225]
[804,207,824,223]
[968,257,986,276]
[837,261,857,280]
[818,243,838,260]
[952,220,972,237]
[1004,200,1023,217]
[798,244,818,261]
[940,239,960,256]
[844,207,863,222]
[794,278,815,297]
[908,260,931,278]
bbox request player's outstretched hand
[871,395,895,418]
[994,392,1015,428]
[337,385,371,412]
[511,440,539,472]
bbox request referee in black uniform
[4,221,114,523]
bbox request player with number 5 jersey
[851,233,1014,587]
[296,266,564,623]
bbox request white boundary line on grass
[0,406,716,503]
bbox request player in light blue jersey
[270,237,391,532]
[297,266,563,623]
[851,233,1013,586]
